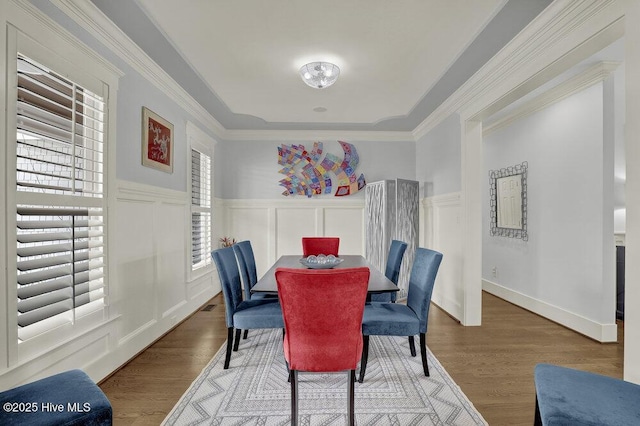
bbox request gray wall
[215,139,416,199]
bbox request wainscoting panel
[424,193,464,321]
[276,207,320,258]
[113,198,158,338]
[221,199,365,277]
[227,205,272,276]
[221,197,465,321]
[323,207,364,255]
[155,202,188,318]
[111,180,218,368]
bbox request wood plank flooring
[99,292,624,425]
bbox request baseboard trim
[482,280,617,342]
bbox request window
[190,141,212,273]
[14,54,106,342]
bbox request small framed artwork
[142,107,174,173]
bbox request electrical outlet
[492,267,497,278]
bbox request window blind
[15,55,106,341]
[191,149,212,270]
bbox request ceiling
[91,0,552,132]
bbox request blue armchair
[359,247,443,382]
[0,369,112,425]
[534,363,640,425]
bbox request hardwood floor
[99,292,624,425]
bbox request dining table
[251,255,399,298]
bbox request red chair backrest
[302,237,340,256]
[275,267,369,372]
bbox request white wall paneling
[424,193,463,321]
[323,207,365,255]
[222,199,365,278]
[226,204,273,276]
[109,180,218,377]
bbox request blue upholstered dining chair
[275,267,370,426]
[369,239,408,303]
[211,247,284,369]
[359,247,443,383]
[233,240,266,300]
[233,240,276,340]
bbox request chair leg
[290,370,298,426]
[408,335,417,357]
[224,327,234,369]
[348,370,356,426]
[419,333,429,376]
[358,335,370,383]
[243,329,248,339]
[233,328,242,351]
[534,395,542,426]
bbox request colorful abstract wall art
[277,141,366,197]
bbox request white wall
[482,82,617,341]
[415,113,462,197]
[216,139,415,199]
[624,0,640,383]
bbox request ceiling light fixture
[299,62,340,89]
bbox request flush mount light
[299,62,340,89]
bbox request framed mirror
[489,161,528,240]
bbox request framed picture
[142,107,174,173]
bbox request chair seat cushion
[0,369,112,426]
[233,299,284,329]
[535,363,640,426]
[362,303,420,336]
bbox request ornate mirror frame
[489,161,528,241]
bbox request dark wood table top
[251,255,398,294]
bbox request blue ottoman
[534,363,640,426]
[0,369,112,425]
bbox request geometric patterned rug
[163,329,488,425]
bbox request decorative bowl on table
[299,254,344,269]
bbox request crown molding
[483,61,621,136]
[48,0,227,139]
[9,0,123,80]
[222,129,415,142]
[413,0,624,140]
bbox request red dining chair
[301,237,340,256]
[275,267,370,426]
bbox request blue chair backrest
[211,247,243,328]
[406,248,443,333]
[370,240,408,302]
[233,240,258,299]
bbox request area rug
[163,329,487,425]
